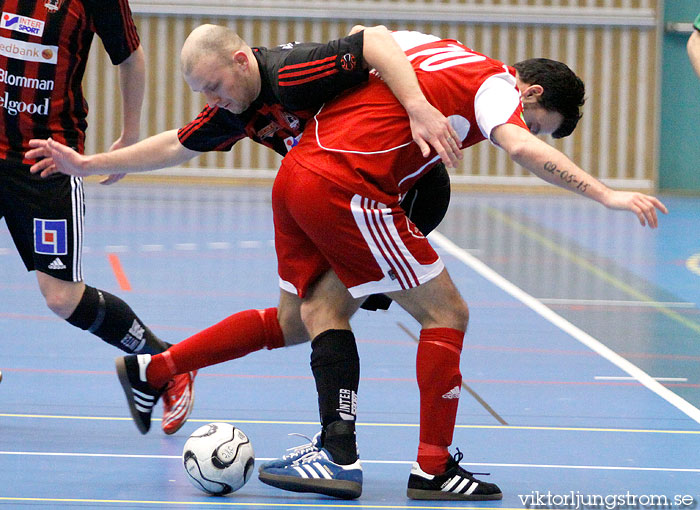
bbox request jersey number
[407,44,486,72]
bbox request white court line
[0,451,178,459]
[429,231,700,424]
[141,244,164,252]
[595,376,689,382]
[0,451,697,473]
[104,245,129,252]
[537,298,696,308]
[207,242,231,250]
[175,243,197,251]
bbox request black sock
[310,329,359,464]
[66,285,170,354]
[323,420,358,465]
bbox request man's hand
[27,138,89,178]
[100,136,136,185]
[99,173,126,185]
[601,190,668,228]
[359,25,463,168]
[406,100,463,168]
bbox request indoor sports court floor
[1,181,699,509]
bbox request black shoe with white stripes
[115,354,164,434]
[407,449,502,501]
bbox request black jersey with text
[177,32,368,157]
[0,0,140,164]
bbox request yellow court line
[486,208,700,336]
[687,253,700,277]
[0,497,524,509]
[2,413,700,435]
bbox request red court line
[0,312,61,322]
[3,368,697,388]
[0,313,198,333]
[2,310,695,363]
[457,344,700,362]
[107,253,131,291]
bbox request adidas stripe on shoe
[115,354,164,434]
[259,448,362,499]
[259,431,322,471]
[407,449,502,501]
[161,370,197,435]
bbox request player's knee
[277,306,309,346]
[299,299,347,337]
[453,299,470,331]
[42,286,81,318]
[299,300,319,333]
[438,296,469,332]
[37,276,84,319]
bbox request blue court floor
[1,181,699,509]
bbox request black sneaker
[407,449,502,501]
[115,354,164,434]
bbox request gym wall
[84,0,660,190]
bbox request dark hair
[513,58,585,139]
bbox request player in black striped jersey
[30,24,459,313]
[28,23,460,434]
[0,0,194,435]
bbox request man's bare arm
[492,123,668,228]
[27,130,198,178]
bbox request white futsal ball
[182,422,255,495]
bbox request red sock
[415,327,464,475]
[146,308,285,388]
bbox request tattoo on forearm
[543,161,589,192]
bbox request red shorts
[272,157,444,298]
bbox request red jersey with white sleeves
[286,32,528,203]
[0,0,140,164]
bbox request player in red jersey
[31,29,667,499]
[255,34,666,500]
[0,0,194,435]
[27,24,460,433]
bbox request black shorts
[0,159,84,282]
[400,161,451,235]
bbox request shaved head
[181,24,245,77]
[180,23,261,113]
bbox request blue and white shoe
[259,431,322,471]
[258,448,362,499]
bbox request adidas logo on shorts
[48,257,66,270]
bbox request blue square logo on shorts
[34,219,67,255]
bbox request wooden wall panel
[83,2,658,188]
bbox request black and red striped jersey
[177,31,368,157]
[0,0,140,164]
